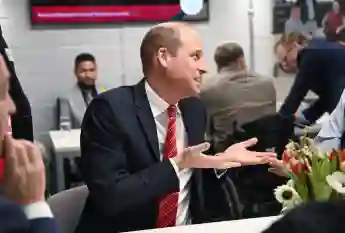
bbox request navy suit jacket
[0,197,58,233]
[74,79,235,233]
[279,39,345,123]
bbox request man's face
[0,56,15,142]
[75,61,97,86]
[275,43,299,73]
[164,27,207,97]
[333,2,340,13]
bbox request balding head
[140,22,192,76]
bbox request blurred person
[263,201,345,233]
[322,1,345,41]
[0,25,33,141]
[75,22,277,233]
[201,42,276,153]
[275,31,345,125]
[0,55,58,233]
[314,89,345,151]
[66,53,105,128]
[285,4,309,37]
[296,0,318,36]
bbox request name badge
[5,48,14,62]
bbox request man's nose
[199,58,207,74]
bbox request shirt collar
[145,81,180,118]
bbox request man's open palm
[222,138,276,165]
[176,138,276,170]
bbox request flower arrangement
[274,135,345,211]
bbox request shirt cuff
[22,201,53,220]
[169,158,180,175]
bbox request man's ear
[156,47,170,69]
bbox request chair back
[233,113,294,155]
[227,113,293,218]
[47,185,88,233]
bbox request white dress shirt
[23,201,53,220]
[145,82,192,225]
[315,90,345,152]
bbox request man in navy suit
[75,22,276,233]
[0,55,58,233]
[275,31,345,125]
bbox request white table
[49,129,81,153]
[125,216,281,233]
[49,129,81,192]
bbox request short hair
[140,26,182,75]
[214,42,244,70]
[274,31,308,53]
[75,53,96,69]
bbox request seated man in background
[276,31,345,126]
[66,53,105,128]
[201,42,276,153]
[200,42,284,218]
[0,55,58,233]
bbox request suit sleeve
[28,218,59,233]
[0,32,33,141]
[0,198,58,233]
[279,51,314,120]
[80,96,179,217]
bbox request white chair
[47,185,88,233]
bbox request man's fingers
[3,134,16,167]
[239,138,258,148]
[19,140,41,164]
[14,142,28,167]
[252,151,277,158]
[185,142,210,155]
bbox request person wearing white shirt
[75,22,277,233]
[314,90,345,152]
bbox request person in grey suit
[66,53,105,128]
[200,42,276,152]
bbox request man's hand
[173,138,276,170]
[1,135,46,205]
[268,158,289,177]
[221,138,276,166]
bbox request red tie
[156,105,179,228]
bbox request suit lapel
[134,79,160,161]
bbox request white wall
[0,0,276,143]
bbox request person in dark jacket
[0,55,58,233]
[275,31,345,125]
[0,25,33,141]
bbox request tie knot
[167,105,177,118]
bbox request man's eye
[192,54,200,60]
